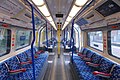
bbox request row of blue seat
[0,47,48,80]
[72,48,120,80]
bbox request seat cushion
[79,71,106,80]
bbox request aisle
[43,48,73,80]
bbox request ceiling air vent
[86,14,94,19]
[95,0,120,17]
[56,14,63,18]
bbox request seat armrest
[86,62,100,67]
[36,50,44,54]
[34,55,38,58]
[93,71,111,78]
[83,58,92,61]
[78,54,86,57]
[20,61,32,65]
[9,68,26,74]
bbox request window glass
[111,30,120,58]
[88,31,103,51]
[74,24,81,48]
[0,28,11,56]
[16,30,31,50]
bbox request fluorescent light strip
[32,0,44,6]
[50,22,57,30]
[62,0,88,30]
[66,16,72,22]
[69,5,81,17]
[46,16,53,22]
[62,22,68,30]
[75,0,88,6]
[32,0,57,30]
[38,5,50,17]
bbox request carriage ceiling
[1,0,119,31]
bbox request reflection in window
[88,31,103,51]
[0,28,11,56]
[16,30,31,50]
[111,30,120,58]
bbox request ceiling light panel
[38,5,50,17]
[75,0,88,6]
[32,0,44,6]
[69,5,81,17]
[46,16,53,22]
[62,22,69,30]
[50,22,57,30]
[66,16,72,22]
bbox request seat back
[17,52,28,62]
[0,62,9,79]
[5,56,20,70]
[91,53,103,64]
[86,50,95,58]
[110,65,120,80]
[82,48,88,56]
[18,53,33,70]
[99,58,114,73]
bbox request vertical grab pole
[51,27,52,39]
[64,29,66,49]
[46,21,48,51]
[66,28,68,45]
[71,19,75,63]
[25,0,36,79]
[31,4,36,80]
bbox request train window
[110,30,120,58]
[0,28,11,57]
[88,31,103,51]
[16,30,31,50]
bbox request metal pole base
[58,54,60,58]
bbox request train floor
[43,48,74,80]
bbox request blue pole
[46,21,48,51]
[64,29,66,49]
[31,5,36,80]
[66,28,68,43]
[71,19,75,63]
[51,27,52,39]
[25,0,36,80]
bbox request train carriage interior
[0,0,120,80]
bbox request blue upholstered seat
[72,48,120,80]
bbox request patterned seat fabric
[0,62,9,80]
[110,65,120,80]
[0,48,48,80]
[91,53,103,64]
[98,58,114,73]
[4,56,26,79]
[5,56,20,70]
[72,48,120,80]
[79,71,106,80]
[17,52,32,69]
[82,48,88,55]
[85,50,95,58]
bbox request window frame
[15,30,32,50]
[108,30,120,59]
[0,28,11,57]
[87,31,103,52]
